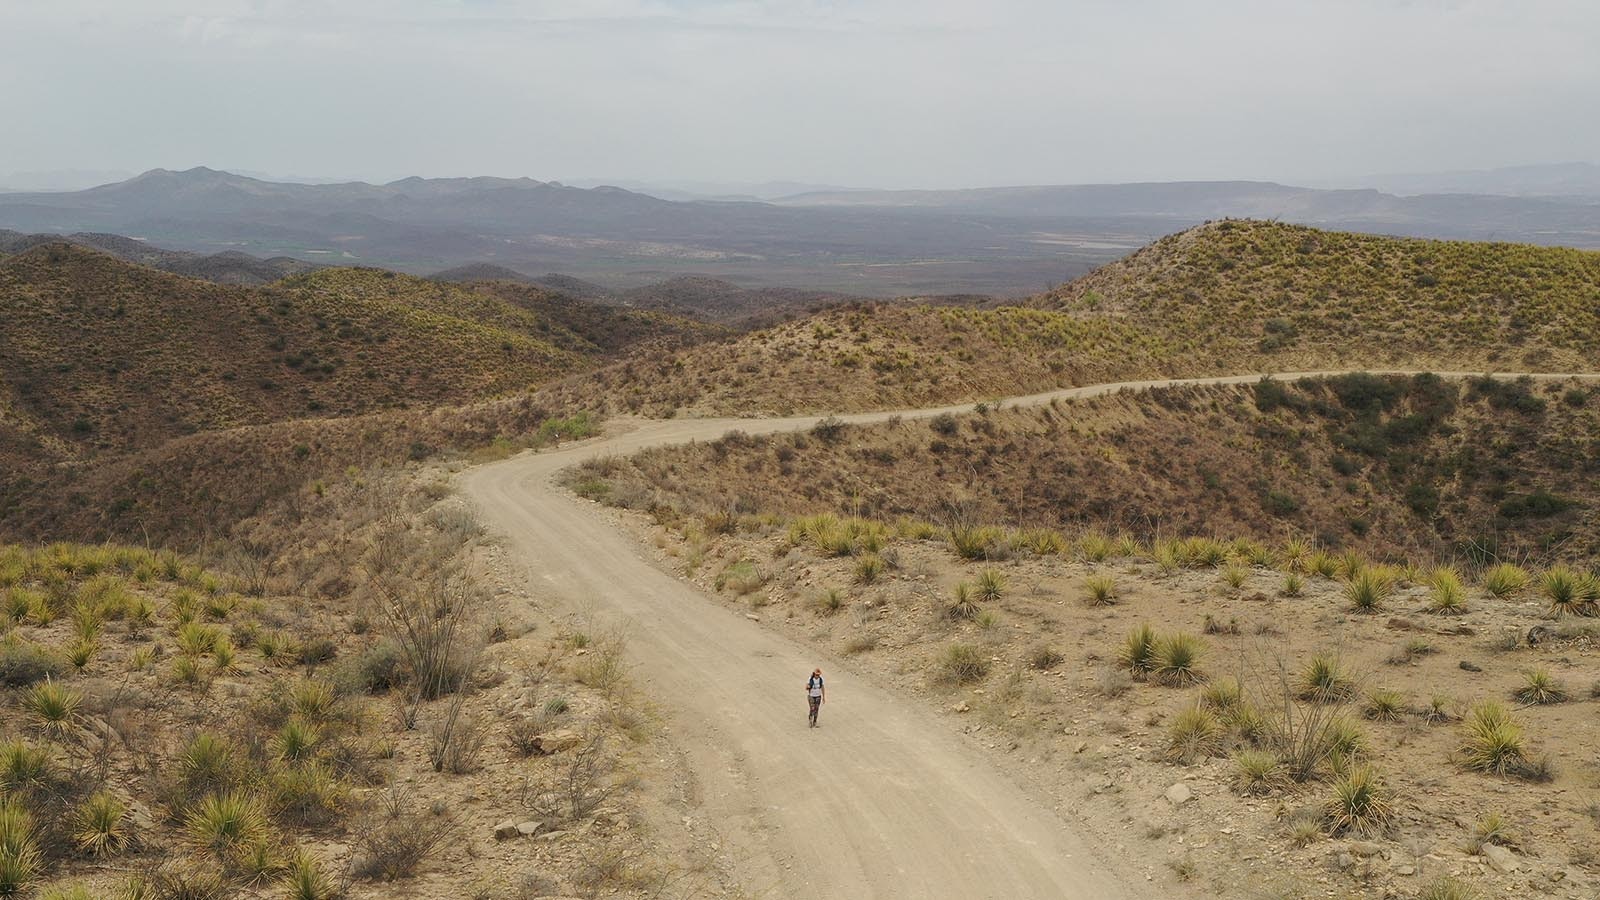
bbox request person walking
[805,668,826,728]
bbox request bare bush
[525,731,620,823]
[350,789,457,882]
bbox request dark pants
[808,695,821,724]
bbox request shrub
[1540,566,1598,617]
[267,764,344,827]
[185,792,268,853]
[1363,689,1406,722]
[1077,531,1112,563]
[72,792,129,857]
[1119,624,1157,677]
[1307,551,1338,578]
[1298,654,1355,703]
[351,792,456,881]
[1460,701,1525,776]
[1481,563,1529,599]
[0,639,63,688]
[1166,706,1223,763]
[1343,568,1392,614]
[1427,568,1467,614]
[936,644,989,684]
[1081,574,1117,607]
[946,583,980,621]
[974,569,1006,603]
[1234,749,1284,796]
[346,641,405,693]
[1153,632,1205,686]
[1418,876,1481,900]
[814,589,845,615]
[176,733,239,797]
[1324,764,1394,836]
[24,679,81,738]
[1027,646,1064,670]
[947,526,1005,561]
[1514,669,1567,705]
[1424,695,1455,724]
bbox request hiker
[806,668,826,727]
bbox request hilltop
[0,228,319,285]
[1034,219,1600,372]
[543,222,1600,416]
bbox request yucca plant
[177,733,237,795]
[1540,566,1598,617]
[1081,574,1117,607]
[1165,705,1224,763]
[1343,568,1392,614]
[1233,749,1285,796]
[177,622,221,657]
[1200,676,1243,712]
[1363,688,1406,722]
[171,654,202,686]
[1113,533,1142,559]
[24,679,82,738]
[974,569,1006,603]
[1481,562,1528,599]
[233,839,282,885]
[1280,537,1312,572]
[1427,568,1467,614]
[1424,694,1455,724]
[65,639,97,670]
[0,740,51,794]
[1307,550,1339,578]
[211,639,238,674]
[1119,624,1158,678]
[37,885,96,900]
[203,593,237,621]
[839,551,877,585]
[946,583,980,621]
[0,798,42,896]
[1298,654,1355,703]
[1281,573,1304,597]
[814,589,844,615]
[185,791,268,853]
[1514,669,1567,705]
[1077,531,1112,563]
[1471,812,1518,852]
[256,630,286,661]
[1220,563,1248,590]
[1460,700,1525,776]
[1153,632,1205,686]
[72,791,129,857]
[272,719,321,763]
[1418,875,1481,900]
[1324,764,1394,836]
[281,850,337,900]
[70,604,104,642]
[1325,716,1368,765]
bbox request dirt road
[461,370,1595,900]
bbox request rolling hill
[0,228,320,284]
[539,221,1600,416]
[0,243,694,464]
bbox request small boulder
[1459,660,1483,673]
[493,819,520,840]
[515,821,543,838]
[1164,783,1193,805]
[1481,843,1519,874]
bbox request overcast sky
[2,0,1596,189]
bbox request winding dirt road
[462,371,1595,900]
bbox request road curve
[461,370,1596,900]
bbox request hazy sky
[2,0,1597,188]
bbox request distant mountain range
[0,228,319,285]
[2,167,1597,296]
[1316,162,1600,199]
